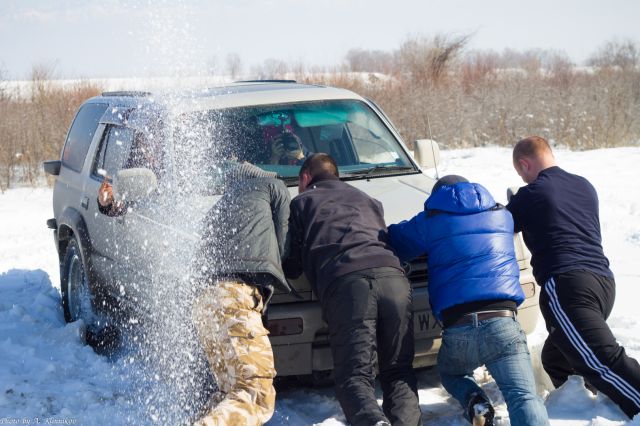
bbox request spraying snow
[1,147,639,424]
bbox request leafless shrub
[306,37,640,151]
[0,64,102,189]
[396,33,471,85]
[588,39,639,70]
[460,50,500,93]
[225,53,243,80]
[345,49,395,74]
[2,36,639,188]
[250,58,289,80]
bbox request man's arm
[387,212,429,263]
[282,201,304,279]
[506,187,527,233]
[270,180,291,259]
[97,180,126,217]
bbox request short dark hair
[299,153,339,178]
[513,136,552,162]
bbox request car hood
[286,172,435,225]
[142,172,435,240]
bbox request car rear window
[62,103,109,172]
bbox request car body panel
[47,82,540,377]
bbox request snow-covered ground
[1,147,639,425]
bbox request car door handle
[81,196,89,210]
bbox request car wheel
[61,237,95,324]
[61,236,120,354]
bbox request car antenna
[426,112,440,180]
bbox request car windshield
[173,99,416,188]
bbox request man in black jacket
[192,161,291,426]
[284,153,421,426]
[507,136,640,419]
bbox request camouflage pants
[192,280,276,426]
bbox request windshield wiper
[355,165,416,177]
[279,175,299,185]
[279,165,416,185]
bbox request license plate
[414,310,441,336]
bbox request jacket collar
[308,172,339,188]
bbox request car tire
[61,237,94,323]
[61,236,120,354]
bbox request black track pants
[540,270,640,419]
[321,267,421,426]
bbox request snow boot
[467,392,494,426]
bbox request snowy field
[1,146,639,425]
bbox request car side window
[92,126,134,180]
[62,103,109,172]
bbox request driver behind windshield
[263,123,309,165]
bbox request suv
[44,81,540,378]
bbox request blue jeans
[437,315,549,425]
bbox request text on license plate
[414,310,441,336]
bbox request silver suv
[44,81,540,378]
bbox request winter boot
[467,392,494,426]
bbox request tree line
[1,35,639,190]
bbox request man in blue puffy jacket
[388,175,548,426]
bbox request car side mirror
[413,139,440,170]
[113,168,158,203]
[43,160,61,176]
[507,186,520,202]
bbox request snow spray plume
[116,101,231,424]
[105,1,224,424]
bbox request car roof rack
[101,91,153,97]
[233,79,297,84]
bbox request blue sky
[1,0,639,79]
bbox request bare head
[298,153,338,193]
[512,136,556,183]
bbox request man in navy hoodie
[389,175,548,426]
[508,136,640,419]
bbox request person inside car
[263,124,308,165]
[97,130,160,216]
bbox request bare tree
[588,39,639,70]
[0,63,8,101]
[225,53,243,80]
[259,58,289,79]
[206,55,219,76]
[345,48,394,74]
[397,33,471,84]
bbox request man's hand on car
[98,177,114,207]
